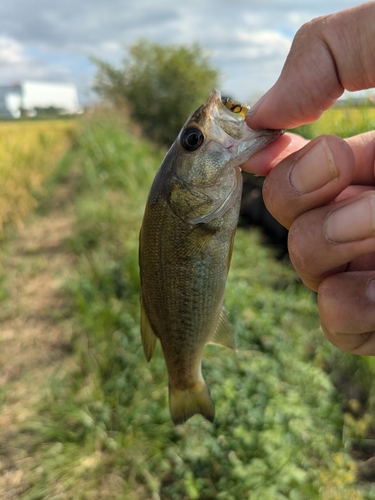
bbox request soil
[0,186,75,499]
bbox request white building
[0,81,81,118]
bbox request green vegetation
[1,104,375,498]
[92,41,220,146]
[294,105,375,139]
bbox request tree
[92,40,221,146]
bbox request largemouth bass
[139,89,283,425]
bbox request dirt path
[0,187,75,498]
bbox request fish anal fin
[210,308,237,351]
[140,297,158,362]
[169,380,215,425]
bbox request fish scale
[139,89,283,424]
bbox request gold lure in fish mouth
[222,97,250,119]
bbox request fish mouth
[208,89,284,139]
[230,127,284,164]
[203,90,284,159]
[226,128,285,151]
[249,128,285,141]
[206,90,284,133]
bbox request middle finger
[288,191,375,291]
[263,135,355,229]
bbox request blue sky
[0,0,368,104]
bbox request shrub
[92,40,220,146]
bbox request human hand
[242,2,375,355]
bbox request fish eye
[180,127,204,152]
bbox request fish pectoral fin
[169,380,215,425]
[209,308,237,351]
[140,297,158,362]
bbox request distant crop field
[0,119,79,235]
[295,105,375,138]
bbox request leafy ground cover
[1,107,375,498]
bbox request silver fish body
[139,89,283,424]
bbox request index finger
[241,133,307,176]
[243,130,375,182]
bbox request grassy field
[1,107,375,499]
[294,105,375,139]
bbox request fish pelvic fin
[169,380,215,425]
[140,296,157,362]
[209,307,237,351]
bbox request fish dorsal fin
[140,297,158,361]
[209,308,237,351]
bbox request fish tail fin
[169,380,215,425]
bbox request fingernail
[325,194,375,243]
[367,279,375,303]
[290,138,338,194]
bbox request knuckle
[262,174,294,228]
[287,220,313,274]
[321,320,372,355]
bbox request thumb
[246,2,375,130]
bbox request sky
[0,0,369,105]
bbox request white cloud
[99,42,122,54]
[0,37,28,66]
[0,36,79,86]
[237,30,291,58]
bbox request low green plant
[19,110,375,499]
